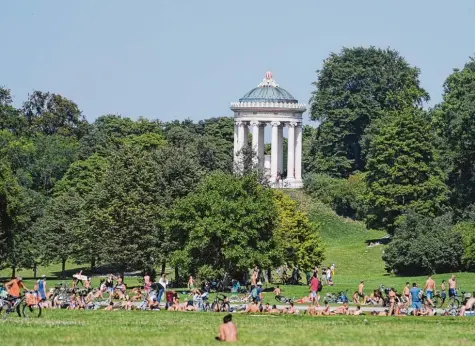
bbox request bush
[453,221,475,271]
[383,212,463,275]
[303,173,365,219]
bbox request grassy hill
[284,189,475,297]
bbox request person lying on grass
[243,301,259,313]
[321,301,334,315]
[334,302,349,315]
[295,294,312,304]
[104,301,115,311]
[216,314,237,342]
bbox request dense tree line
[0,88,323,281]
[304,47,474,274]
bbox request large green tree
[22,91,88,138]
[272,190,325,271]
[363,107,448,233]
[431,57,475,216]
[307,47,429,177]
[383,212,463,275]
[167,173,279,281]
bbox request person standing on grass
[35,275,47,302]
[326,267,333,286]
[424,275,436,307]
[388,288,396,316]
[440,280,447,306]
[410,283,423,314]
[357,281,365,304]
[309,274,319,306]
[448,274,457,298]
[158,273,168,306]
[320,268,327,286]
[331,264,335,277]
[402,282,410,305]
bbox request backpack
[318,280,323,292]
[251,287,258,299]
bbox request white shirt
[326,269,331,278]
[159,278,168,290]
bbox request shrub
[383,212,463,275]
[303,173,365,219]
[453,221,475,271]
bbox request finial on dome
[258,71,278,87]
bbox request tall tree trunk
[61,258,66,279]
[267,268,272,283]
[161,261,166,275]
[174,266,179,286]
[120,263,125,279]
[11,265,16,279]
[90,257,96,273]
[33,263,37,279]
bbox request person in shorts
[440,280,447,305]
[448,275,456,298]
[309,274,319,306]
[410,283,422,314]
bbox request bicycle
[22,291,42,318]
[211,294,230,312]
[1,291,42,319]
[275,295,296,304]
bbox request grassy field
[0,310,474,345]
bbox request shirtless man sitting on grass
[216,314,237,342]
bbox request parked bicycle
[0,291,42,319]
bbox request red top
[310,277,319,292]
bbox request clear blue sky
[1,0,474,125]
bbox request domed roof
[239,72,298,104]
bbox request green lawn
[0,310,474,345]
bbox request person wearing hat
[254,282,263,304]
[5,276,29,299]
[35,275,47,301]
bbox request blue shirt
[410,287,421,303]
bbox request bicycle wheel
[0,302,11,319]
[275,295,287,303]
[22,303,42,318]
[432,295,441,308]
[447,297,460,311]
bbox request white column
[277,125,283,175]
[270,121,280,182]
[250,121,260,167]
[286,122,297,180]
[233,122,238,158]
[295,123,303,180]
[258,124,265,169]
[236,121,247,172]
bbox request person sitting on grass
[286,302,296,314]
[307,304,317,316]
[130,287,143,302]
[150,298,160,310]
[321,301,333,316]
[269,304,280,314]
[185,298,197,311]
[273,286,281,296]
[459,294,475,316]
[216,314,237,342]
[262,303,271,313]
